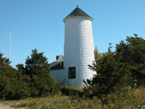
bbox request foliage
[83,34,145,108]
[3,84,145,109]
[115,34,145,87]
[94,46,102,61]
[22,48,62,98]
[86,44,133,107]
[0,52,11,65]
[0,49,63,101]
[0,53,31,100]
[94,46,108,63]
[0,40,145,108]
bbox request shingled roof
[63,5,93,22]
[49,58,64,70]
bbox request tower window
[68,67,76,79]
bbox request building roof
[49,58,64,70]
[63,5,93,22]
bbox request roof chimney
[56,55,61,60]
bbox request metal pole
[9,29,11,61]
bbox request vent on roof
[56,55,61,60]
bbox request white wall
[64,17,97,90]
[50,69,70,86]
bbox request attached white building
[49,6,97,90]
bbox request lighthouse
[63,5,96,89]
[49,5,96,90]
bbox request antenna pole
[9,29,11,61]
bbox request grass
[0,77,145,109]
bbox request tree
[16,63,26,76]
[94,46,111,64]
[0,53,31,100]
[82,34,145,108]
[0,49,62,100]
[0,52,11,65]
[94,46,102,61]
[83,43,134,108]
[24,48,61,97]
[115,34,145,87]
[16,63,24,71]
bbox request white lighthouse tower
[63,5,97,89]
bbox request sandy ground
[0,99,145,109]
[0,100,27,109]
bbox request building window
[68,67,76,79]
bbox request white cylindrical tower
[63,5,97,89]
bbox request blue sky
[0,0,145,69]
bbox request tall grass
[0,77,145,109]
